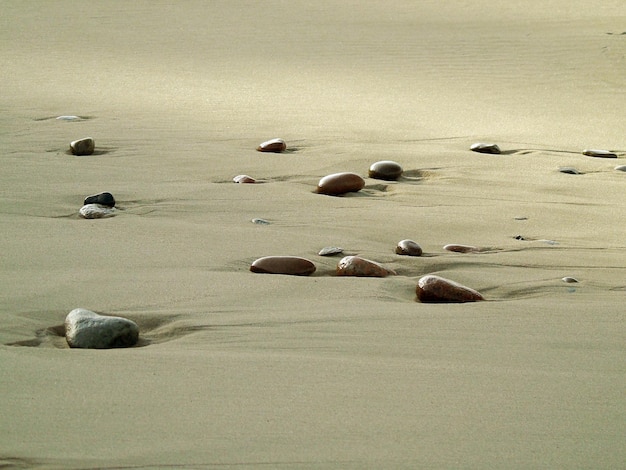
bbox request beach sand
[1,1,625,468]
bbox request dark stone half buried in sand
[65,308,139,349]
[396,239,423,256]
[70,137,95,156]
[79,204,116,219]
[368,160,403,181]
[336,256,396,277]
[558,167,582,175]
[470,142,501,154]
[84,192,115,207]
[250,256,316,276]
[256,138,287,153]
[582,149,617,158]
[233,174,256,183]
[416,275,484,303]
[443,244,481,253]
[316,172,365,196]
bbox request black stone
[84,192,115,207]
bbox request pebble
[470,142,501,154]
[336,256,396,277]
[582,149,617,158]
[251,218,270,225]
[318,246,344,256]
[65,308,139,349]
[79,204,116,219]
[56,115,82,121]
[316,172,365,196]
[395,239,423,256]
[443,244,480,253]
[558,167,582,175]
[70,137,95,156]
[233,175,256,183]
[416,275,484,303]
[562,277,579,283]
[84,192,115,207]
[615,165,626,172]
[257,138,286,153]
[368,161,403,181]
[250,256,316,276]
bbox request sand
[1,1,625,468]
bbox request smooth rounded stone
[615,165,626,172]
[368,160,403,181]
[582,149,617,158]
[336,256,396,277]
[70,137,95,156]
[318,246,344,256]
[79,204,116,219]
[250,256,316,276]
[256,138,286,153]
[470,142,501,154]
[65,308,139,349]
[233,174,256,183]
[443,244,481,253]
[558,167,582,175]
[396,239,423,256]
[84,192,115,207]
[251,218,270,225]
[562,277,579,283]
[56,115,82,121]
[316,172,365,196]
[416,275,484,303]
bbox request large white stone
[79,204,116,219]
[65,308,139,349]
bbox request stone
[84,192,115,207]
[251,218,270,225]
[79,204,116,219]
[318,246,344,256]
[336,256,396,277]
[443,244,481,253]
[582,149,617,158]
[233,174,256,183]
[257,138,286,153]
[70,137,95,156]
[416,275,484,303]
[316,172,365,196]
[396,239,423,256]
[615,165,626,172]
[56,115,82,121]
[65,308,139,349]
[558,167,582,175]
[368,160,403,181]
[470,142,501,154]
[562,277,579,283]
[250,256,316,276]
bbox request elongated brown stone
[316,172,365,196]
[582,149,617,158]
[257,138,286,153]
[233,174,256,183]
[396,239,423,256]
[70,137,95,156]
[443,244,481,253]
[250,256,316,276]
[336,256,396,277]
[368,160,403,181]
[416,275,484,303]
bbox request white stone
[65,308,139,349]
[79,204,116,219]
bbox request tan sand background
[1,1,625,468]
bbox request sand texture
[1,1,625,468]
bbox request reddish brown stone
[256,138,286,153]
[336,256,396,277]
[443,244,481,253]
[316,172,365,196]
[396,239,423,256]
[368,160,403,181]
[250,256,316,276]
[416,275,484,303]
[233,174,256,183]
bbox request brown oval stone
[470,142,501,154]
[582,149,617,158]
[250,256,316,276]
[368,160,403,181]
[70,137,95,156]
[257,138,286,153]
[443,244,481,253]
[233,174,256,183]
[316,172,365,196]
[396,239,423,256]
[336,256,396,277]
[416,275,484,303]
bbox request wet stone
[79,204,116,219]
[316,172,365,196]
[396,239,423,256]
[257,138,286,153]
[65,308,139,349]
[250,256,316,276]
[443,244,481,253]
[368,161,403,181]
[470,142,501,154]
[336,256,396,277]
[70,137,95,156]
[84,192,115,207]
[416,275,484,303]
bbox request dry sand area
[1,1,625,468]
